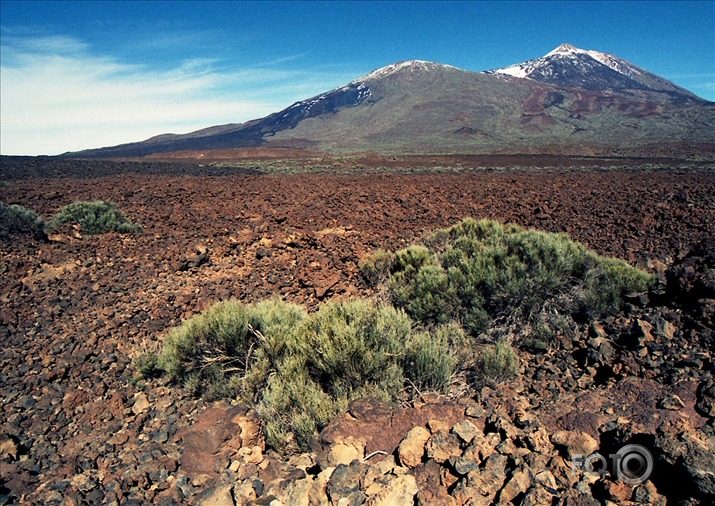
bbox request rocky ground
[1,159,714,505]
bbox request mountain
[488,43,701,98]
[73,45,714,159]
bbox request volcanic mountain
[487,43,701,96]
[75,44,714,158]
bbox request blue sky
[1,1,713,155]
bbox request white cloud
[0,34,354,155]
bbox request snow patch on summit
[492,43,644,80]
[545,43,587,57]
[354,60,457,83]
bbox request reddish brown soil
[1,165,714,503]
[128,148,710,168]
[2,168,713,348]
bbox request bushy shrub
[154,218,653,453]
[258,357,341,451]
[387,218,653,334]
[475,342,520,385]
[157,297,465,452]
[47,200,140,234]
[0,202,46,240]
[158,300,252,399]
[359,249,395,287]
[242,298,308,400]
[300,299,411,400]
[403,322,465,391]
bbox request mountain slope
[73,45,714,159]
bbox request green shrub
[581,256,654,317]
[155,218,654,453]
[242,298,308,399]
[0,202,45,240]
[475,342,520,385]
[158,300,252,399]
[300,299,411,400]
[258,357,341,451]
[157,296,469,452]
[392,263,457,325]
[403,322,464,391]
[387,218,653,333]
[359,249,395,287]
[134,352,161,379]
[47,200,140,234]
[394,244,434,272]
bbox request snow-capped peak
[353,60,456,83]
[545,43,587,57]
[545,43,644,77]
[493,43,630,79]
[486,43,695,96]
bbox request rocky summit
[1,157,714,505]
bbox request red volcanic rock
[1,162,713,504]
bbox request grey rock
[327,461,369,503]
[425,431,462,464]
[450,455,480,475]
[452,419,480,445]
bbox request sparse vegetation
[359,249,395,287]
[155,218,653,452]
[47,200,141,234]
[0,202,46,240]
[133,352,161,379]
[474,342,520,385]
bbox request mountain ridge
[71,44,714,159]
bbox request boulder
[551,430,599,460]
[365,475,418,505]
[397,427,430,468]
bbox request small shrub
[134,352,161,379]
[475,342,520,385]
[359,249,395,287]
[299,299,410,400]
[47,200,140,235]
[403,322,465,391]
[0,202,46,240]
[158,300,251,399]
[522,337,550,354]
[520,319,555,354]
[581,256,653,317]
